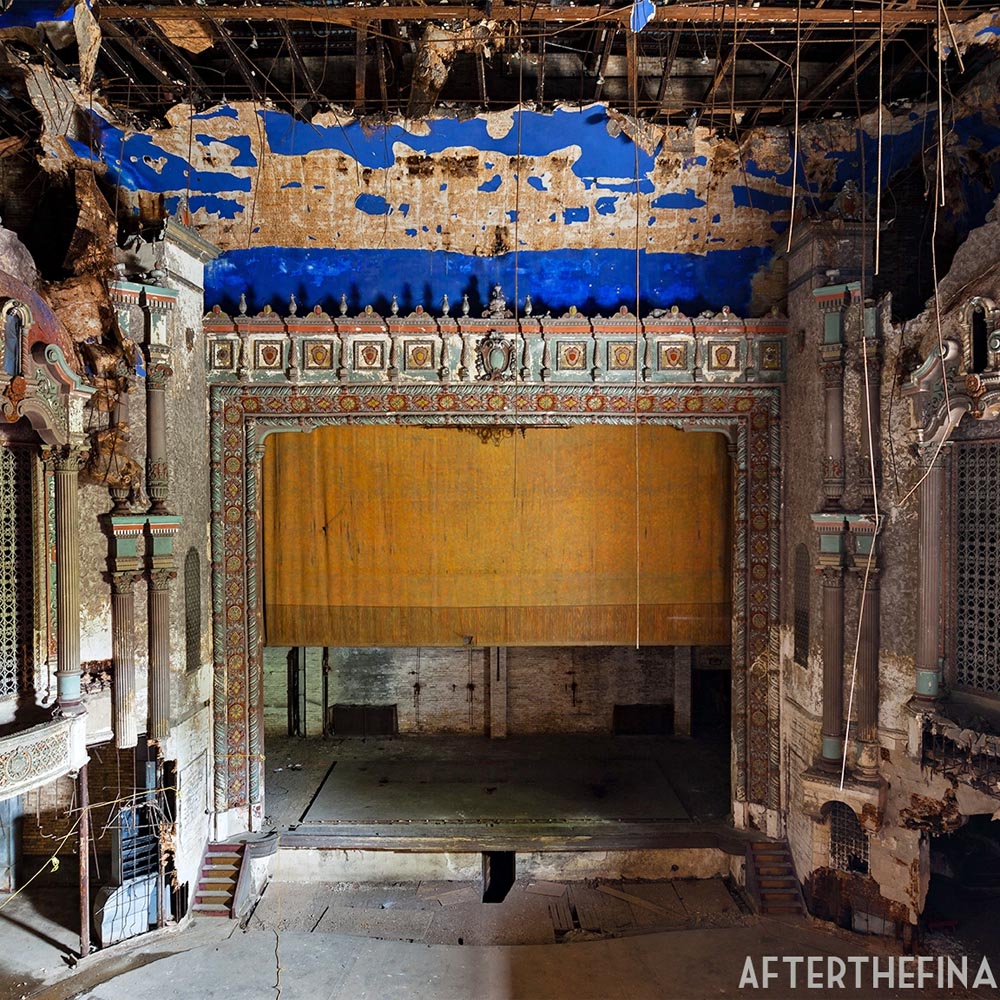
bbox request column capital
[110,569,143,595]
[147,567,177,591]
[52,445,88,472]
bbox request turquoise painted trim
[823,312,842,344]
[821,736,843,760]
[915,669,940,698]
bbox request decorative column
[142,292,173,516]
[54,446,86,717]
[915,443,947,701]
[106,516,145,749]
[857,300,883,512]
[820,348,846,510]
[146,518,181,740]
[813,515,847,769]
[814,284,851,511]
[848,517,881,782]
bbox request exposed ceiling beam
[656,31,681,112]
[95,5,960,28]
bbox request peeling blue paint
[405,229,417,237]
[527,177,548,192]
[257,107,659,190]
[399,203,411,217]
[732,186,790,215]
[595,197,617,216]
[191,106,240,120]
[355,193,392,215]
[506,211,518,223]
[478,175,502,192]
[975,25,1000,37]
[712,214,721,223]
[91,118,251,195]
[0,1,71,27]
[66,137,100,162]
[650,189,706,210]
[281,182,303,189]
[187,195,244,219]
[440,183,447,191]
[563,207,589,224]
[207,245,774,318]
[313,185,326,190]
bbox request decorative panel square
[304,342,334,370]
[607,342,637,370]
[759,340,783,371]
[210,341,234,370]
[354,341,384,370]
[405,341,435,370]
[254,341,283,370]
[658,343,688,370]
[557,342,588,371]
[709,343,739,370]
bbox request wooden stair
[193,842,245,918]
[747,840,806,917]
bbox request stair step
[196,888,233,898]
[759,877,797,888]
[193,906,231,917]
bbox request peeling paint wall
[64,93,1000,320]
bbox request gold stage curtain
[262,424,731,646]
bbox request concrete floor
[11,904,991,1000]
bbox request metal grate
[794,542,810,666]
[184,547,201,673]
[954,440,1000,696]
[829,801,869,875]
[0,446,34,699]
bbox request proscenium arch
[210,382,781,832]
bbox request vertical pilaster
[673,646,692,738]
[146,567,174,740]
[820,350,846,510]
[848,517,881,781]
[857,301,883,512]
[915,444,947,700]
[146,518,181,740]
[142,293,173,515]
[813,515,846,769]
[54,446,85,717]
[106,516,145,749]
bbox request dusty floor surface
[4,875,995,1000]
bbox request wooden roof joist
[95,3,966,28]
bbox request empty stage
[268,735,737,854]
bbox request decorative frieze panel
[0,717,78,801]
[204,295,787,387]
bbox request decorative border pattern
[210,383,781,820]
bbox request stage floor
[302,754,688,825]
[263,734,733,850]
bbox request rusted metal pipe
[78,764,90,959]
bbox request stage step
[746,840,806,918]
[194,842,245,918]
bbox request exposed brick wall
[506,646,675,734]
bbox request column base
[914,668,941,700]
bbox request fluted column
[54,446,85,717]
[820,566,845,767]
[820,350,846,510]
[110,570,140,748]
[147,566,175,739]
[857,303,882,513]
[855,567,881,780]
[144,356,172,514]
[915,444,947,700]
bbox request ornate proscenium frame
[209,379,782,832]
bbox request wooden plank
[97,5,953,28]
[596,883,672,915]
[525,881,567,897]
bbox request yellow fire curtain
[262,424,731,647]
